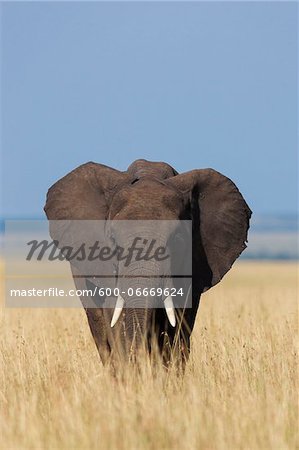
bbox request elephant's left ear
[167,169,252,291]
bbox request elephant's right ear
[44,162,129,221]
[44,162,130,251]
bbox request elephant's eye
[112,262,118,275]
[167,233,183,250]
[174,233,184,248]
[109,231,116,242]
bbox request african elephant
[44,159,251,366]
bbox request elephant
[44,159,251,367]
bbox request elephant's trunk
[110,293,176,329]
[109,246,175,358]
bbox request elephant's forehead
[127,159,177,179]
[121,178,179,199]
[109,179,184,219]
[135,185,175,200]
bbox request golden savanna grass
[0,260,298,449]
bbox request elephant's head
[44,159,251,364]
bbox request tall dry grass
[0,261,298,449]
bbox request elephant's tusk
[164,296,176,327]
[110,295,125,327]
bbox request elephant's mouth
[110,293,176,328]
[86,279,176,329]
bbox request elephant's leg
[171,294,202,368]
[70,266,111,364]
[154,313,190,369]
[85,308,111,365]
[164,308,193,369]
[178,333,190,365]
[158,330,189,370]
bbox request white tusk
[111,295,125,328]
[164,296,176,327]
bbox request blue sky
[1,1,297,218]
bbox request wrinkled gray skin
[45,159,251,366]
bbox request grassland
[0,261,298,450]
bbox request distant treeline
[0,215,298,260]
